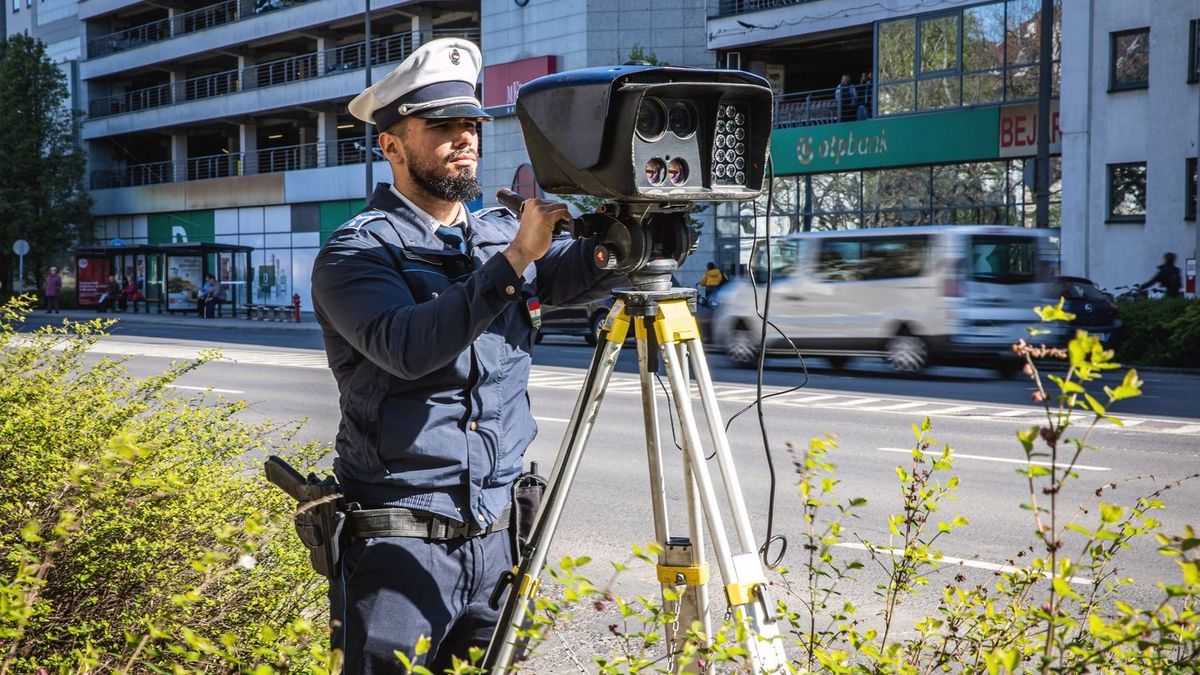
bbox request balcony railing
[716,0,815,17]
[87,0,314,58]
[87,29,480,120]
[774,85,872,128]
[90,139,384,189]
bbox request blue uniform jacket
[311,184,621,528]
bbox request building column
[410,10,433,49]
[168,68,185,104]
[171,134,188,182]
[317,109,338,167]
[238,53,256,91]
[240,123,258,175]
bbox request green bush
[1114,297,1200,367]
[0,298,335,672]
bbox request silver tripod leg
[655,300,789,673]
[635,317,712,672]
[483,301,632,672]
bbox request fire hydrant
[292,293,302,323]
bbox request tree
[0,33,92,297]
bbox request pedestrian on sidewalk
[43,266,62,313]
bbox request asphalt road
[19,316,1200,661]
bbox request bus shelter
[73,243,253,316]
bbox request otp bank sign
[796,129,891,167]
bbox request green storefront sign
[770,107,1001,175]
[148,211,215,245]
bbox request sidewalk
[34,308,321,332]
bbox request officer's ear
[378,122,408,166]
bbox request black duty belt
[347,505,511,541]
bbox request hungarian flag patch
[526,296,542,331]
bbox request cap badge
[450,48,461,65]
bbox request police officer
[310,38,621,673]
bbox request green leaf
[1099,503,1126,524]
[1084,393,1106,417]
[1016,427,1039,453]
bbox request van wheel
[886,331,927,373]
[726,329,761,369]
[585,312,604,346]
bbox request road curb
[24,310,321,332]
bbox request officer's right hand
[502,194,570,274]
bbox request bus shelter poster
[75,256,109,307]
[166,256,202,310]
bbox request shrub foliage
[0,298,333,672]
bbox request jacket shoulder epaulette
[332,209,389,237]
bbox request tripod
[484,284,789,673]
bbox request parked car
[712,225,1065,375]
[535,297,614,345]
[1054,275,1121,344]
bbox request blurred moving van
[711,226,1062,375]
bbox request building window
[1189,20,1200,83]
[875,0,1061,115]
[1187,157,1197,221]
[12,0,18,12]
[1110,28,1150,91]
[1107,162,1147,222]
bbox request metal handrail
[87,0,314,58]
[773,84,873,128]
[247,52,319,88]
[715,0,815,17]
[89,83,174,117]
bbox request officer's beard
[408,149,482,204]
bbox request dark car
[535,297,614,346]
[1055,276,1121,344]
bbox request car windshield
[968,236,1041,285]
[1058,279,1110,302]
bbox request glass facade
[714,158,1061,269]
[875,0,1061,115]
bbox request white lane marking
[871,401,927,411]
[1165,424,1200,435]
[925,405,978,415]
[995,408,1042,417]
[166,384,245,394]
[832,397,884,408]
[877,447,1110,472]
[833,542,1094,586]
[785,394,842,404]
[534,416,571,424]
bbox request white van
[711,226,1063,375]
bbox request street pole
[364,0,373,201]
[1035,0,1053,228]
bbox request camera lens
[734,156,745,170]
[715,134,726,149]
[668,158,689,185]
[715,164,727,179]
[636,97,668,142]
[735,171,746,184]
[734,127,745,141]
[668,101,698,138]
[644,157,667,185]
[736,143,746,155]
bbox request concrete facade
[1059,0,1199,293]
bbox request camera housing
[515,65,773,203]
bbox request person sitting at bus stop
[97,275,121,312]
[123,277,144,312]
[197,274,222,317]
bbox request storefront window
[920,14,959,74]
[878,18,917,114]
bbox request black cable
[717,157,810,570]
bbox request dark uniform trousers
[331,528,513,674]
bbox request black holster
[511,469,547,564]
[264,456,346,579]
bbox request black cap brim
[414,102,494,120]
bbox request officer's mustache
[444,149,477,163]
